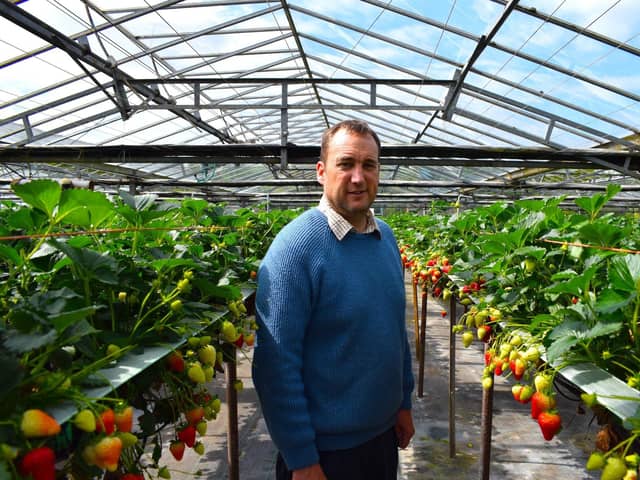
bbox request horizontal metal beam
[129,78,455,86]
[1,144,638,171]
[132,104,440,111]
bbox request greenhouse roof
[1,0,639,209]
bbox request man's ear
[316,160,325,185]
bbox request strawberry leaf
[609,254,640,293]
[11,179,61,220]
[596,289,634,314]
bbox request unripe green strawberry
[203,365,214,382]
[159,466,171,479]
[118,432,139,448]
[188,337,200,349]
[0,443,17,461]
[586,451,605,470]
[198,345,216,366]
[221,320,238,343]
[211,397,222,414]
[534,373,551,392]
[601,457,628,480]
[523,258,536,273]
[73,409,97,432]
[199,336,212,346]
[196,420,207,436]
[461,331,474,348]
[482,377,493,390]
[106,344,121,358]
[20,409,61,438]
[188,363,206,384]
[477,325,491,342]
[625,454,640,468]
[518,385,534,404]
[523,346,541,362]
[170,299,182,312]
[581,392,598,407]
[194,441,205,455]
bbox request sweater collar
[318,195,380,241]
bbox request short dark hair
[320,120,381,162]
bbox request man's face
[316,128,380,227]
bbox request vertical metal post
[412,277,419,356]
[417,289,427,397]
[448,294,457,458]
[480,343,494,480]
[280,82,288,171]
[225,348,239,480]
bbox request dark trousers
[275,427,399,480]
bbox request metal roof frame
[0,0,639,209]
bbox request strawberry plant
[387,184,640,476]
[0,180,295,478]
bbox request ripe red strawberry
[122,473,144,480]
[115,405,134,433]
[531,391,556,420]
[177,425,196,447]
[96,408,115,435]
[537,411,562,441]
[185,406,204,425]
[20,409,61,438]
[18,447,56,480]
[166,351,185,373]
[440,310,447,318]
[484,350,494,366]
[93,435,123,472]
[234,333,244,348]
[512,384,523,402]
[169,441,185,461]
[509,358,526,381]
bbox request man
[252,120,415,480]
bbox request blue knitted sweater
[252,208,414,470]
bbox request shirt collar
[318,195,380,241]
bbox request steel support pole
[480,343,494,480]
[417,288,427,397]
[225,348,239,480]
[448,294,457,458]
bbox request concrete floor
[158,277,602,479]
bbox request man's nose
[350,164,364,183]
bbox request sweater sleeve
[401,332,415,410]
[251,222,320,470]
